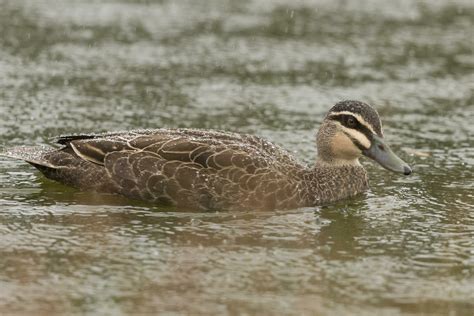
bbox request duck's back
[6,129,309,210]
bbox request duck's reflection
[9,176,372,261]
[316,198,368,260]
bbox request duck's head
[317,100,412,175]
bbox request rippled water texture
[0,0,473,314]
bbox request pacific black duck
[2,100,411,211]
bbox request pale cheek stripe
[339,126,371,149]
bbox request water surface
[0,0,473,314]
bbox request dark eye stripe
[329,114,374,141]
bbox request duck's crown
[327,100,383,138]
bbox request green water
[0,0,473,314]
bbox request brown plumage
[1,101,411,211]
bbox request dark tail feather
[0,146,58,169]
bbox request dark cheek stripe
[342,131,366,151]
[329,114,374,147]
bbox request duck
[1,100,412,211]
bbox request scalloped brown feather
[2,128,368,211]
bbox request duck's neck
[303,159,369,206]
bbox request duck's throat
[305,162,369,205]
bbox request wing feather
[48,128,306,210]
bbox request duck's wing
[56,128,304,170]
[59,129,306,209]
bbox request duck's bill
[362,135,412,175]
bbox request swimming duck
[2,100,411,211]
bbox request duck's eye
[347,117,357,127]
